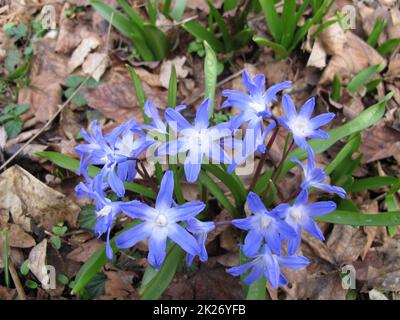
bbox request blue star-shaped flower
[115,171,205,269]
[276,190,336,255]
[232,192,296,257]
[227,244,309,287]
[279,94,335,151]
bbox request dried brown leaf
[0,165,80,232]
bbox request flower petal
[168,223,200,256]
[148,227,168,269]
[307,201,337,216]
[282,94,297,120]
[169,201,206,222]
[247,192,267,215]
[310,112,335,129]
[156,170,174,210]
[299,97,315,119]
[115,222,152,249]
[194,98,210,129]
[302,217,325,240]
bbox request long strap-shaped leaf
[36,151,157,199]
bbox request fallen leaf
[0,165,80,232]
[7,223,36,248]
[307,38,327,69]
[360,122,400,163]
[68,37,100,73]
[320,32,385,84]
[327,224,367,265]
[0,286,16,300]
[82,52,110,81]
[28,239,48,286]
[83,66,167,123]
[18,38,68,123]
[319,21,346,56]
[159,56,190,89]
[67,239,104,263]
[356,238,400,292]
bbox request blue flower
[159,98,232,183]
[227,121,276,173]
[291,149,346,199]
[75,120,149,197]
[226,244,309,287]
[75,174,135,259]
[142,100,186,158]
[115,171,205,269]
[279,95,335,150]
[232,192,296,257]
[185,218,215,266]
[222,70,291,131]
[277,190,336,255]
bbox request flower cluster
[75,70,346,288]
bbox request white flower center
[250,100,265,113]
[97,205,112,217]
[291,208,303,222]
[259,215,272,229]
[193,130,209,145]
[155,214,168,227]
[290,117,312,137]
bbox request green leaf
[182,20,224,52]
[13,104,30,117]
[5,49,22,72]
[65,75,86,88]
[25,280,38,289]
[314,210,400,226]
[246,276,266,300]
[232,28,255,49]
[281,0,296,49]
[146,0,158,25]
[57,274,70,285]
[253,35,288,60]
[259,0,281,42]
[117,0,145,27]
[64,87,87,106]
[377,38,400,55]
[325,133,360,175]
[367,19,386,48]
[79,205,97,231]
[4,119,23,139]
[142,24,170,60]
[331,74,341,102]
[20,260,30,276]
[170,0,187,21]
[347,176,399,193]
[168,65,177,108]
[127,65,150,124]
[204,41,218,116]
[51,236,62,250]
[198,170,238,217]
[90,0,154,61]
[35,151,157,199]
[203,164,247,209]
[140,244,185,299]
[224,0,238,12]
[84,272,107,299]
[347,63,385,94]
[207,0,232,51]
